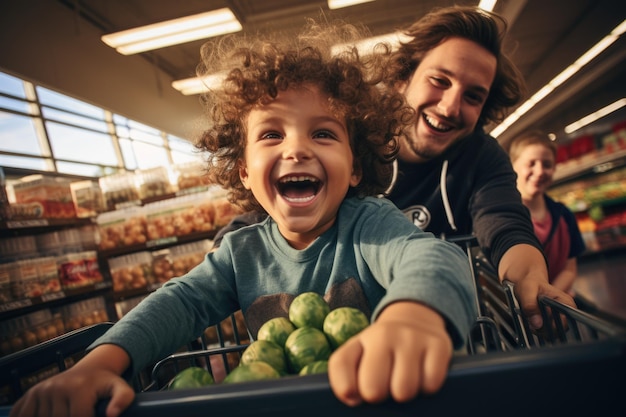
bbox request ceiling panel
[0,0,624,144]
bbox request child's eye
[313,130,337,140]
[260,131,282,140]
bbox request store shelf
[552,148,626,185]
[0,217,94,237]
[98,229,216,259]
[0,281,112,321]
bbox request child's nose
[282,136,313,161]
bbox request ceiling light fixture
[171,72,228,96]
[327,0,375,10]
[564,98,626,134]
[101,8,242,55]
[478,0,498,12]
[489,18,626,138]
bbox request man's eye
[465,93,485,105]
[430,77,447,87]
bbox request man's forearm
[497,243,549,284]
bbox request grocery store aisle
[573,250,626,326]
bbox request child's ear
[350,163,362,187]
[238,161,251,190]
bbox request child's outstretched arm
[327,301,452,407]
[9,344,134,417]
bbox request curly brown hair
[194,21,413,212]
[381,5,526,130]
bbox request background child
[508,130,586,295]
[10,21,476,417]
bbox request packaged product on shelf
[136,166,177,200]
[10,174,76,219]
[77,223,99,250]
[169,239,213,276]
[0,317,37,355]
[0,263,11,304]
[34,257,62,295]
[96,206,147,250]
[208,187,243,228]
[108,251,153,293]
[172,160,210,193]
[0,235,37,263]
[61,298,108,332]
[36,228,82,256]
[26,309,63,344]
[83,250,103,285]
[69,180,105,218]
[57,252,93,290]
[143,191,216,241]
[143,198,186,241]
[10,259,42,299]
[99,171,140,211]
[151,249,174,286]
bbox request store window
[0,111,42,157]
[46,122,118,166]
[169,135,202,165]
[0,70,204,178]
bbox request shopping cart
[1,237,625,416]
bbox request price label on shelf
[6,219,50,228]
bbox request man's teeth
[424,114,453,132]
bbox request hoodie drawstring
[382,158,457,232]
[440,159,457,231]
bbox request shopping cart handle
[88,337,625,417]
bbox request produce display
[167,292,370,389]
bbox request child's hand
[10,367,134,417]
[10,344,135,417]
[327,301,452,407]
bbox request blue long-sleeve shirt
[91,197,477,377]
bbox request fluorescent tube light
[328,0,375,10]
[489,19,625,138]
[564,98,626,134]
[478,0,498,12]
[102,8,242,55]
[171,72,228,96]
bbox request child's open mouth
[277,175,321,203]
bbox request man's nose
[438,89,462,118]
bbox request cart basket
[86,336,624,417]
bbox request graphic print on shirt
[402,205,431,230]
[245,277,371,338]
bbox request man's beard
[405,134,440,161]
